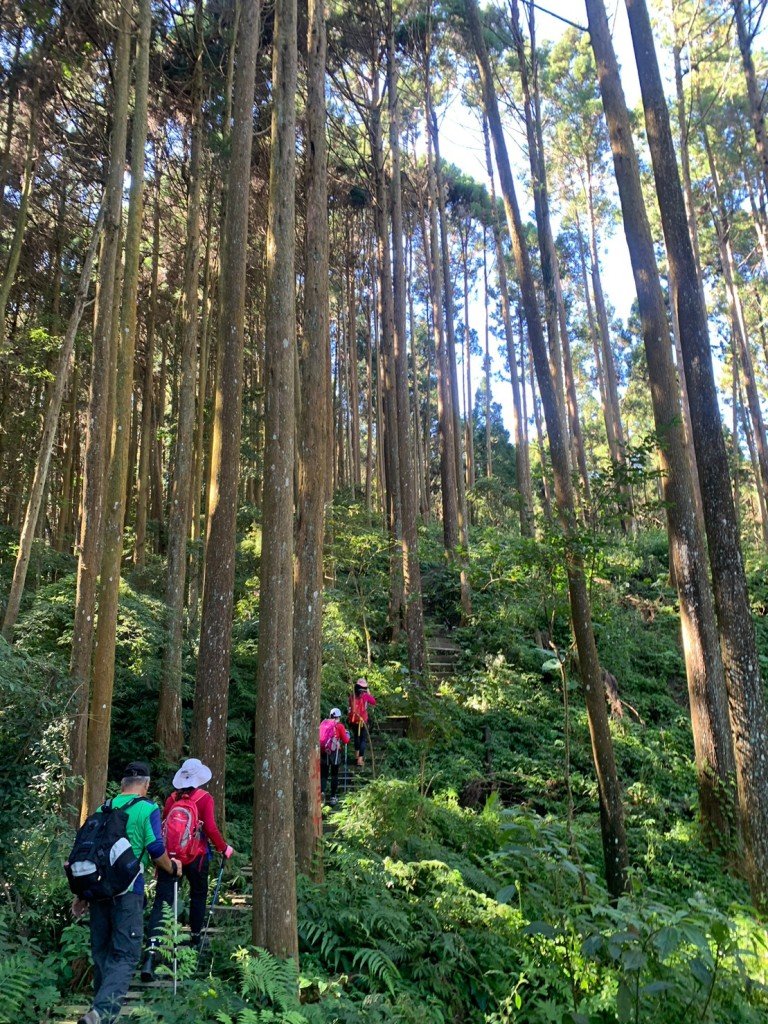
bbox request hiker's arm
[146,806,181,875]
[365,693,377,706]
[71,896,88,918]
[198,791,231,855]
[153,851,182,875]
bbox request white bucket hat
[173,757,212,789]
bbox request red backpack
[163,790,206,864]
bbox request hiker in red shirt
[319,708,350,805]
[348,677,376,767]
[141,758,234,980]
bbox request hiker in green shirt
[71,761,180,1024]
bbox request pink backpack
[319,719,340,755]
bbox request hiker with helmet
[66,760,181,1024]
[348,677,376,767]
[141,758,233,981]
[319,708,350,805]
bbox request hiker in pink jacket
[348,677,376,767]
[319,708,350,805]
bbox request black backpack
[65,797,144,901]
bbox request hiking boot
[77,1011,101,1024]
[140,951,155,983]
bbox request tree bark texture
[387,5,426,680]
[191,0,261,813]
[466,0,629,897]
[622,0,768,898]
[156,10,204,759]
[293,0,330,878]
[69,0,131,818]
[252,0,299,959]
[84,0,151,814]
[134,163,161,568]
[587,0,738,846]
[2,202,104,639]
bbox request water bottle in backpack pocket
[65,797,143,901]
[163,790,206,864]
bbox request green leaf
[621,947,647,971]
[690,956,712,986]
[652,926,681,960]
[523,920,557,939]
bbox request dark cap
[123,760,151,779]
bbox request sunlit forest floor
[2,499,768,1022]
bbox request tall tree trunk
[426,52,471,617]
[191,0,261,814]
[526,315,552,524]
[466,0,629,897]
[483,121,534,533]
[460,226,476,491]
[424,130,460,555]
[188,183,216,630]
[156,7,204,758]
[509,0,568,435]
[408,231,429,519]
[387,3,426,679]
[293,0,330,877]
[68,1,131,819]
[0,85,39,353]
[370,76,404,634]
[55,349,79,552]
[134,161,161,567]
[83,0,151,814]
[586,0,738,847]
[483,229,492,478]
[2,204,104,639]
[252,0,298,958]
[346,224,361,490]
[587,182,634,530]
[701,126,768,546]
[621,0,768,900]
[732,0,768,202]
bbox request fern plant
[0,951,38,1021]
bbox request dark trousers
[147,856,210,945]
[90,891,144,1024]
[321,750,341,797]
[352,722,368,760]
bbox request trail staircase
[53,633,465,1022]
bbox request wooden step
[376,715,410,736]
[426,637,462,652]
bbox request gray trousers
[89,891,144,1023]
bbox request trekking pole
[172,876,179,996]
[197,855,226,971]
[343,742,348,794]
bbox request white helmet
[329,707,342,719]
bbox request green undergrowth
[1,504,768,1020]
